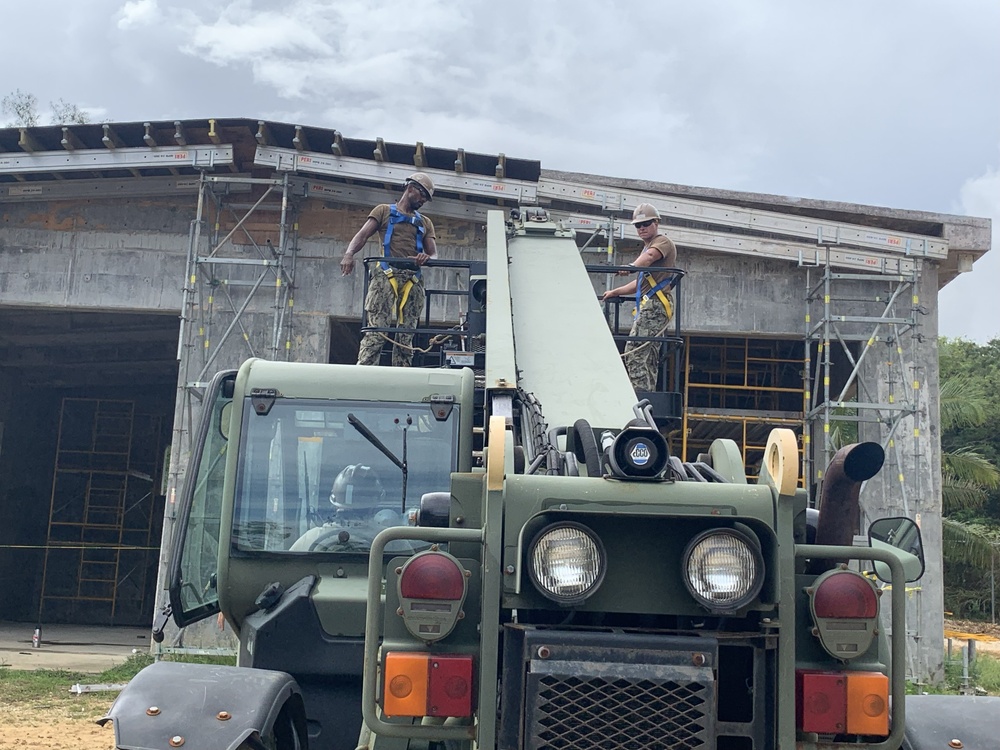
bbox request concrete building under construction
[0,117,991,681]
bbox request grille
[526,671,712,749]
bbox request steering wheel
[305,525,375,552]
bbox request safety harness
[380,204,425,323]
[635,270,674,319]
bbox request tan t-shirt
[368,204,437,259]
[639,234,678,295]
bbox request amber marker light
[383,652,429,717]
[845,672,889,736]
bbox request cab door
[168,370,236,627]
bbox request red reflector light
[400,552,467,600]
[428,655,474,717]
[796,670,846,735]
[812,570,878,618]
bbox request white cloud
[939,155,1000,343]
[117,0,160,29]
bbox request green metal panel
[502,213,636,431]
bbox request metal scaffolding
[680,336,806,479]
[803,249,924,499]
[803,249,929,679]
[159,172,300,628]
[178,172,300,380]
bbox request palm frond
[942,519,1000,568]
[943,447,1000,489]
[942,477,990,514]
[939,377,990,431]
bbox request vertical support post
[270,172,291,360]
[821,248,832,483]
[803,265,813,495]
[681,339,691,460]
[962,644,971,695]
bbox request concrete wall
[675,251,807,336]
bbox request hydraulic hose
[572,419,602,478]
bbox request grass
[907,651,1000,695]
[0,653,236,719]
[978,653,1000,693]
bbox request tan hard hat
[631,203,660,224]
[406,172,434,201]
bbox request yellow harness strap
[385,269,415,324]
[635,287,674,319]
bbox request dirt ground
[0,697,116,750]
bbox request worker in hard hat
[601,203,678,392]
[341,173,437,367]
[290,464,400,552]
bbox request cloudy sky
[5,0,999,341]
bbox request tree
[938,340,1000,619]
[50,98,90,125]
[2,89,39,127]
[2,90,92,127]
[940,380,1000,572]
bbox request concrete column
[859,267,944,684]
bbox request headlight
[683,528,764,612]
[528,522,606,605]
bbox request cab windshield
[232,398,458,554]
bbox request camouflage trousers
[623,294,672,392]
[357,268,426,367]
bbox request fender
[99,661,306,750]
[902,694,1000,750]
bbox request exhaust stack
[808,442,884,574]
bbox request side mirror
[868,517,925,583]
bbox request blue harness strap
[380,204,425,273]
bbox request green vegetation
[938,338,1000,620]
[0,653,236,717]
[907,652,1000,696]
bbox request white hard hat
[631,203,660,224]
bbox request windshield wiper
[347,412,410,513]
